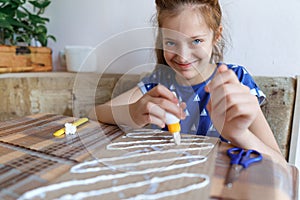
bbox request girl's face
[161,7,219,85]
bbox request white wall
[222,0,300,77]
[46,0,300,76]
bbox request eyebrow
[190,34,207,39]
[163,34,208,41]
[162,37,176,41]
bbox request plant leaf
[47,34,56,42]
[28,0,51,9]
[28,14,49,25]
[0,0,55,46]
[16,9,27,19]
[0,20,13,30]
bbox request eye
[165,41,176,47]
[192,39,202,45]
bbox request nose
[176,44,191,63]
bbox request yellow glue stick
[72,117,89,127]
[53,118,89,137]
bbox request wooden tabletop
[0,114,297,200]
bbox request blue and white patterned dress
[138,63,265,139]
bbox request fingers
[142,102,166,128]
[179,102,187,120]
[131,84,186,128]
[212,92,257,121]
[206,65,250,119]
[146,85,186,118]
[205,64,259,137]
[144,102,187,128]
[226,98,258,122]
[205,64,240,93]
[209,83,251,118]
[147,84,179,104]
[130,100,166,128]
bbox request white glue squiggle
[72,144,212,174]
[18,156,207,200]
[74,143,213,171]
[121,129,164,138]
[125,174,209,200]
[125,132,171,139]
[107,141,214,150]
[125,132,209,141]
[130,129,164,133]
[18,133,214,200]
[57,173,209,200]
[71,155,206,173]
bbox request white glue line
[107,141,213,150]
[18,134,215,200]
[18,156,207,200]
[125,174,209,200]
[71,144,213,174]
[57,173,209,200]
[71,155,206,173]
[125,132,210,141]
[129,129,164,133]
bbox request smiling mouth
[175,61,197,69]
[178,63,191,67]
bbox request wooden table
[0,114,298,200]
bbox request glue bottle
[166,91,181,145]
[166,112,181,145]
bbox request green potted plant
[0,0,56,73]
[0,0,56,46]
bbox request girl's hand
[205,64,260,141]
[129,85,186,128]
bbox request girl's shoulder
[226,63,249,73]
[142,65,175,82]
[224,63,266,104]
[224,63,253,80]
[139,65,175,91]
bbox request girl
[91,0,285,163]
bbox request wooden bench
[254,76,297,160]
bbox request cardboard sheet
[17,128,220,199]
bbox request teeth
[173,132,181,145]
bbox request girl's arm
[89,86,143,127]
[249,108,282,154]
[89,85,185,128]
[230,111,285,164]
